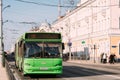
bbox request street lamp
[65,19,72,61]
[58,0,61,17]
[0,0,10,67]
[2,5,10,12]
[68,39,72,60]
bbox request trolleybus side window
[18,42,21,57]
[18,41,24,58]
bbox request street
[28,62,120,80]
[1,0,120,80]
[60,62,120,80]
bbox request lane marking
[104,75,120,79]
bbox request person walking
[100,53,104,63]
[109,54,116,64]
[102,53,107,63]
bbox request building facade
[51,0,120,62]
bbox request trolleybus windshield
[24,42,62,58]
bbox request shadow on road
[62,65,118,78]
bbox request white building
[30,21,52,32]
[51,0,120,62]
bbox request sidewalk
[0,56,9,80]
[67,60,120,66]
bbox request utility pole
[91,45,98,63]
[93,45,96,63]
[66,18,72,61]
[58,0,61,17]
[0,0,5,67]
[68,39,72,60]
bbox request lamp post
[0,0,10,67]
[65,18,72,61]
[68,39,72,60]
[0,0,4,67]
[2,5,10,12]
[58,0,61,17]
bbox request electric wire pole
[0,0,5,67]
[58,0,61,17]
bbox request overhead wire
[15,0,119,8]
[6,20,39,25]
[15,0,58,7]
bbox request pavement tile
[0,56,9,80]
[67,60,120,66]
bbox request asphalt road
[25,62,120,80]
[60,62,120,80]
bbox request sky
[2,0,80,51]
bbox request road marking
[82,68,120,79]
[104,75,120,79]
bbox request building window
[119,43,120,55]
[119,0,120,7]
[119,17,120,29]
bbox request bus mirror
[62,43,64,50]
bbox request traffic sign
[82,41,85,44]
[67,42,72,46]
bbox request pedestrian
[102,53,107,63]
[109,54,116,64]
[100,53,104,63]
[4,51,7,58]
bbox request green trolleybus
[15,32,64,75]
